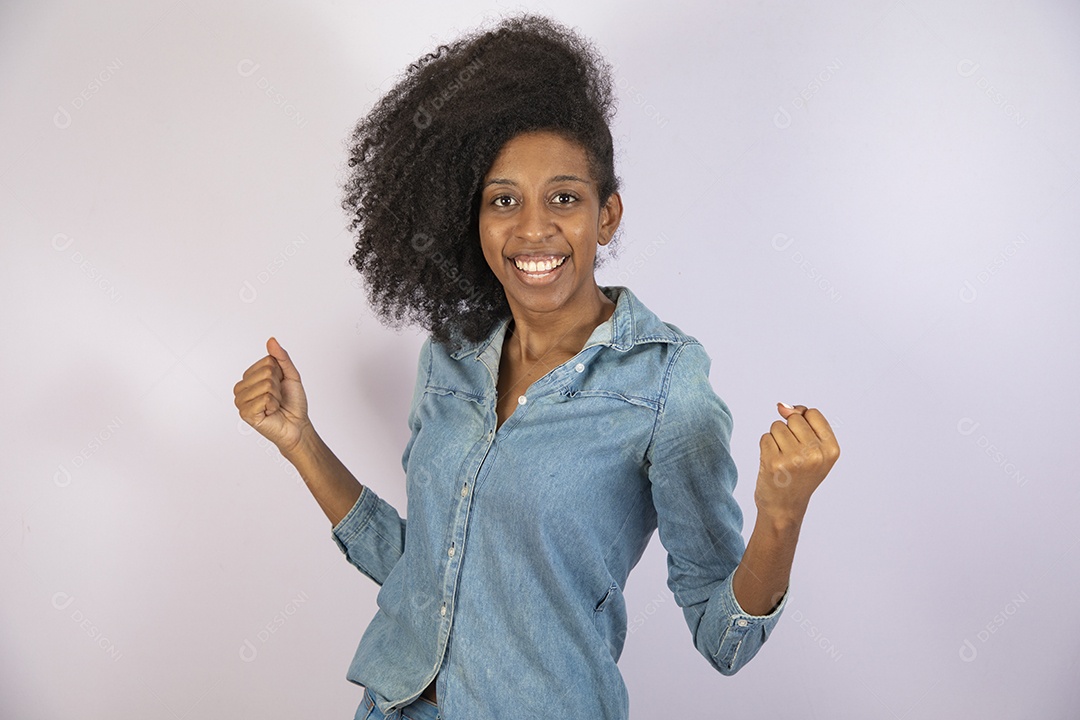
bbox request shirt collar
[449,285,682,361]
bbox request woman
[233,14,839,720]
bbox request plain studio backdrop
[2,0,1078,717]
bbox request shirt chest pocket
[549,387,658,467]
[561,386,658,410]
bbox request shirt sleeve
[329,336,430,586]
[645,341,788,676]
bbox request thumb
[776,401,806,419]
[266,336,301,380]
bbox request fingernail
[780,402,794,409]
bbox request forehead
[484,130,593,181]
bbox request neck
[504,285,615,365]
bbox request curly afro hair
[339,13,621,352]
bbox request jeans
[355,686,440,720]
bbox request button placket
[428,407,493,684]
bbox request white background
[2,1,1078,717]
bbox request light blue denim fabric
[357,685,440,720]
[333,285,788,719]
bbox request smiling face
[478,129,622,321]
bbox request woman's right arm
[233,336,363,526]
[281,425,364,527]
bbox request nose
[515,196,555,242]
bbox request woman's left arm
[732,404,841,615]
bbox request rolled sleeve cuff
[330,485,404,586]
[332,485,378,553]
[707,570,789,674]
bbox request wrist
[280,422,319,463]
[754,505,806,535]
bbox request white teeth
[514,256,566,273]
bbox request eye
[552,192,578,205]
[492,194,518,208]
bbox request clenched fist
[233,337,312,457]
[754,403,840,525]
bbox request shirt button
[448,544,455,558]
[737,619,748,627]
[461,483,468,497]
[517,394,527,405]
[440,604,447,617]
[575,363,585,373]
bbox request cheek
[477,227,502,267]
[478,213,497,240]
[479,213,509,244]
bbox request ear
[597,192,623,245]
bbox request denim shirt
[331,285,788,719]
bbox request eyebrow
[483,174,592,188]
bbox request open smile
[509,254,568,283]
